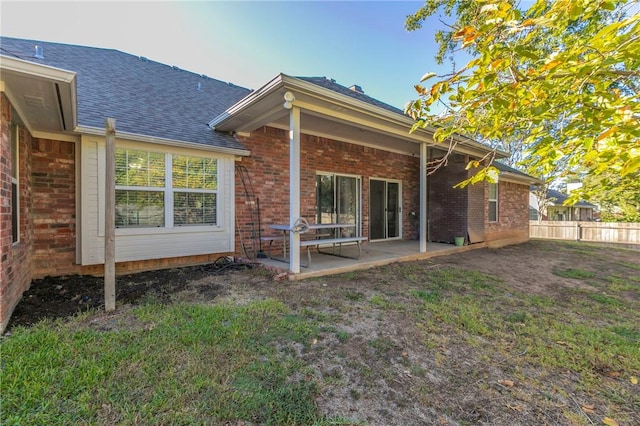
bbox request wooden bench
[299,236,367,266]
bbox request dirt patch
[6,240,640,425]
[7,257,256,329]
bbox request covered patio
[257,240,480,280]
[211,74,503,276]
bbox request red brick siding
[31,139,78,279]
[1,94,34,333]
[427,153,476,243]
[485,180,530,244]
[235,126,420,255]
[467,176,485,242]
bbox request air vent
[34,45,44,59]
[24,94,46,108]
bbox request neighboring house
[0,37,539,332]
[529,188,596,221]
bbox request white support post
[104,118,116,311]
[419,142,427,253]
[289,105,301,273]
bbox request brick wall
[485,180,530,245]
[427,153,470,243]
[1,94,34,333]
[235,126,420,255]
[31,139,78,278]
[467,175,485,242]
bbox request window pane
[115,149,128,185]
[172,155,187,188]
[316,175,335,223]
[174,192,217,225]
[188,158,204,189]
[11,182,18,242]
[127,150,149,186]
[115,190,164,227]
[489,201,498,222]
[489,183,497,199]
[115,148,165,187]
[11,125,18,178]
[11,125,19,243]
[173,155,217,189]
[203,158,218,189]
[148,152,166,187]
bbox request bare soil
[7,240,640,425]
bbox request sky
[1,1,458,110]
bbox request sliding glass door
[369,179,401,240]
[316,173,361,237]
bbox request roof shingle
[1,36,250,151]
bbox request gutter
[0,54,76,82]
[75,125,251,157]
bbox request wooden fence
[529,221,640,245]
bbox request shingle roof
[493,162,540,183]
[494,162,530,177]
[296,76,404,115]
[0,36,250,151]
[546,188,596,208]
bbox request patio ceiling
[210,74,506,159]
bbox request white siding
[79,136,236,265]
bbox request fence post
[576,222,581,242]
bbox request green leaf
[621,156,640,176]
[407,0,639,206]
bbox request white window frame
[11,124,19,244]
[111,145,221,233]
[171,154,219,227]
[488,182,498,223]
[115,148,167,228]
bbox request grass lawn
[2,240,639,425]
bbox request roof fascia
[209,73,507,159]
[0,55,76,82]
[76,125,250,157]
[208,73,287,128]
[499,171,543,185]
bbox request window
[115,149,165,227]
[488,182,498,222]
[10,124,19,243]
[529,207,539,221]
[172,155,218,226]
[114,148,219,228]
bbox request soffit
[0,55,76,133]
